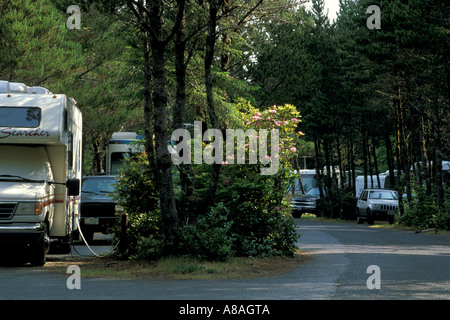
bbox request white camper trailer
[0,81,82,265]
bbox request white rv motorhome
[291,169,317,194]
[105,132,144,174]
[0,81,82,266]
[355,172,396,198]
[105,132,176,174]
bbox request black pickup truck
[79,175,119,242]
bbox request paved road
[1,219,450,300]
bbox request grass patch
[300,213,318,219]
[300,214,450,235]
[300,214,354,224]
[44,249,313,280]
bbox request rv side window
[68,134,73,169]
[63,110,68,132]
[0,107,41,128]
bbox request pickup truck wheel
[367,209,374,225]
[356,208,364,224]
[292,210,302,219]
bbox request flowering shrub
[239,102,303,172]
[209,101,303,257]
[114,102,305,260]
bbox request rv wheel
[29,226,49,266]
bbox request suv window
[361,191,368,201]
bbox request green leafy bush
[399,175,450,230]
[113,151,158,214]
[113,102,302,262]
[112,151,162,260]
[177,202,234,261]
[112,210,163,260]
[177,103,302,258]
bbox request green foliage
[113,151,159,214]
[230,201,299,258]
[113,210,164,260]
[176,102,302,259]
[112,151,163,260]
[177,165,300,260]
[399,175,450,230]
[177,202,234,262]
[112,101,302,262]
[0,0,83,84]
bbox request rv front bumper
[0,222,45,244]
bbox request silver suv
[356,189,398,225]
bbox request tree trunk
[92,139,103,173]
[362,130,368,189]
[201,0,223,210]
[314,139,326,217]
[336,137,344,190]
[432,101,444,208]
[349,131,356,195]
[371,137,380,188]
[384,133,395,188]
[173,6,193,218]
[366,135,373,187]
[331,145,341,218]
[151,41,178,251]
[126,0,186,252]
[420,115,431,195]
[148,0,185,252]
[323,138,334,218]
[142,32,158,182]
[394,84,406,215]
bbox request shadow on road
[0,245,34,267]
[0,233,115,266]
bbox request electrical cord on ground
[70,217,120,258]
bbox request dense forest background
[1,0,449,256]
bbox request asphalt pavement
[1,219,450,300]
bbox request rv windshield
[0,107,41,128]
[0,146,50,181]
[294,174,317,192]
[110,152,131,174]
